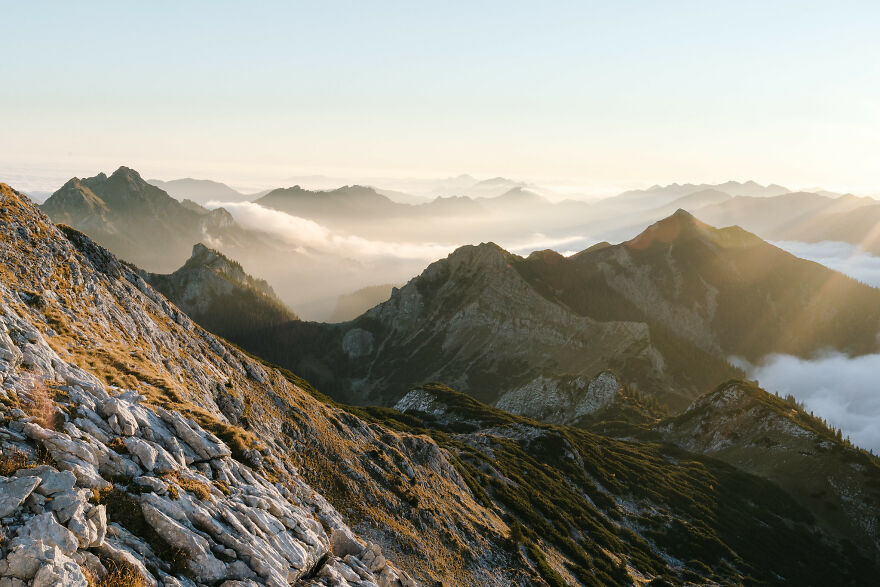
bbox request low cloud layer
[774,240,880,288]
[205,201,597,319]
[744,353,880,452]
[209,201,455,260]
[210,201,593,262]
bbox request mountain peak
[183,242,239,273]
[109,165,143,182]
[445,241,510,268]
[625,208,710,250]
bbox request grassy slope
[265,357,878,585]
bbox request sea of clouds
[774,240,880,288]
[743,240,880,452]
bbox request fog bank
[773,240,880,288]
[744,353,880,452]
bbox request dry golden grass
[163,471,213,501]
[0,447,33,476]
[82,560,150,587]
[20,376,56,430]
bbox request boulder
[141,503,227,583]
[14,466,76,496]
[101,397,139,436]
[123,436,159,471]
[13,512,79,554]
[1,539,45,580]
[0,475,41,517]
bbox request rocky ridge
[142,244,297,342]
[655,380,880,558]
[237,242,665,408]
[1,184,419,586]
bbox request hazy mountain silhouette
[41,167,265,272]
[142,243,297,342]
[147,177,252,204]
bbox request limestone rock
[14,513,79,555]
[0,476,40,517]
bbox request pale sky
[2,1,879,194]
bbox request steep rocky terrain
[384,383,880,584]
[141,244,297,343]
[0,182,511,585]
[3,181,879,584]
[40,167,275,273]
[520,209,880,362]
[237,242,693,409]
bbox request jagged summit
[40,167,258,272]
[143,243,296,342]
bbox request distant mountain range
[606,180,791,209]
[147,177,269,204]
[37,167,395,319]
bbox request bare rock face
[495,371,621,425]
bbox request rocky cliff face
[142,244,297,343]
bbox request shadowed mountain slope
[526,209,880,361]
[142,244,298,343]
[655,380,880,562]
